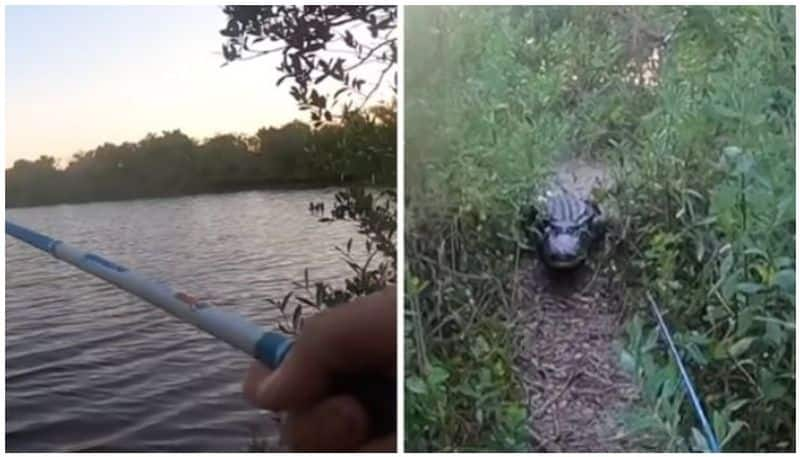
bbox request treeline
[7,104,396,207]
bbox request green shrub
[612,6,795,451]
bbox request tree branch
[359,60,395,110]
[344,38,396,72]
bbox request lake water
[5,189,368,451]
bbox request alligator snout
[541,232,587,269]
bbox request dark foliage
[268,187,396,335]
[220,5,397,126]
[219,5,398,341]
[6,110,395,208]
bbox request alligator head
[533,194,604,270]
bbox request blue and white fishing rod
[6,220,293,371]
[647,291,720,452]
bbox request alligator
[525,192,606,270]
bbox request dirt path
[514,158,640,451]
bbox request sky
[4,5,393,168]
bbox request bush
[612,6,795,451]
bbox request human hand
[243,286,397,451]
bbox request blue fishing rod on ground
[647,291,721,452]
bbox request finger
[360,433,397,452]
[255,286,397,411]
[242,360,273,406]
[255,346,327,412]
[282,394,369,451]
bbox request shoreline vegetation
[7,179,380,210]
[7,104,396,208]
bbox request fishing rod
[5,220,293,370]
[647,291,720,452]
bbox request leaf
[718,252,733,280]
[723,145,743,157]
[406,376,427,395]
[755,315,794,330]
[712,410,726,446]
[685,343,709,365]
[296,296,316,307]
[736,282,763,295]
[711,340,729,360]
[279,292,293,313]
[774,269,795,293]
[344,30,355,48]
[691,427,710,452]
[695,237,706,262]
[722,420,746,447]
[743,247,769,259]
[765,320,785,345]
[726,398,749,413]
[728,337,755,358]
[763,381,787,401]
[620,349,636,373]
[721,272,739,301]
[292,305,303,330]
[713,104,742,120]
[427,365,449,385]
[736,307,754,336]
[775,257,794,269]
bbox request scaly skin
[528,195,604,270]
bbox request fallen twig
[535,371,581,416]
